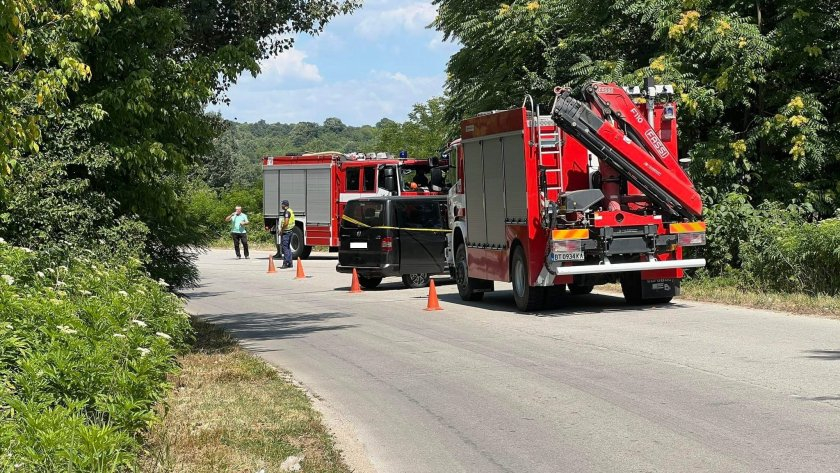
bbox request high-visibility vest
[282,208,296,232]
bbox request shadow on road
[803,350,840,360]
[437,291,687,317]
[197,311,356,341]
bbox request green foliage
[434,0,840,215]
[376,97,454,158]
[741,218,840,296]
[0,240,192,471]
[0,0,128,191]
[186,181,273,245]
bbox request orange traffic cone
[267,255,277,274]
[295,258,307,280]
[424,279,442,311]
[350,268,362,293]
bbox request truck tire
[568,283,594,295]
[455,244,484,301]
[289,226,310,260]
[358,276,382,290]
[620,272,673,305]
[511,246,545,312]
[402,273,430,289]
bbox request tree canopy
[433,0,840,215]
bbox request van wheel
[402,274,430,289]
[455,244,484,301]
[290,226,309,260]
[511,246,544,312]
[358,276,382,290]
[568,283,594,295]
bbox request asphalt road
[185,250,840,473]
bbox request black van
[337,196,449,289]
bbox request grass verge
[140,319,350,473]
[600,277,840,319]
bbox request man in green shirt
[225,206,250,259]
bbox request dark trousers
[232,232,249,258]
[281,232,292,266]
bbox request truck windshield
[342,201,386,228]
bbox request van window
[395,201,444,229]
[345,168,360,191]
[363,167,376,191]
[342,201,386,228]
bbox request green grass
[601,276,840,319]
[140,319,350,473]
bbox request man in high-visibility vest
[279,200,296,268]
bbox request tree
[433,0,840,215]
[376,97,453,158]
[324,117,347,133]
[1,0,358,286]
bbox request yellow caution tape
[341,214,452,233]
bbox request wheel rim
[456,261,468,288]
[513,258,526,298]
[290,233,301,252]
[409,274,427,286]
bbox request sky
[207,0,459,127]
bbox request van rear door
[339,200,395,269]
[393,199,449,274]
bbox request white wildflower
[156,332,172,340]
[36,271,45,278]
[132,319,147,327]
[113,333,127,339]
[21,247,32,253]
[47,268,55,274]
[57,325,78,335]
[157,279,169,288]
[80,290,92,296]
[58,266,68,272]
[118,290,129,297]
[0,237,5,244]
[4,324,12,330]
[1,275,14,286]
[136,347,151,357]
[55,281,66,287]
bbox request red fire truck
[446,80,707,311]
[263,152,448,258]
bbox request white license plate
[551,252,584,262]
[350,242,368,249]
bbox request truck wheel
[289,226,309,260]
[568,283,594,295]
[620,273,673,305]
[402,273,430,289]
[358,276,382,290]
[455,244,484,301]
[511,247,545,312]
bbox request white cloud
[209,71,444,126]
[353,2,437,39]
[259,49,322,83]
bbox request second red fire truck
[446,79,707,311]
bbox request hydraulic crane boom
[551,82,703,220]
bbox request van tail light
[381,237,393,252]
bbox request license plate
[350,242,367,249]
[551,252,584,262]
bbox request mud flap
[642,278,680,299]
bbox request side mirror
[379,166,398,194]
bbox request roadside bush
[0,239,192,471]
[186,182,273,246]
[741,218,840,296]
